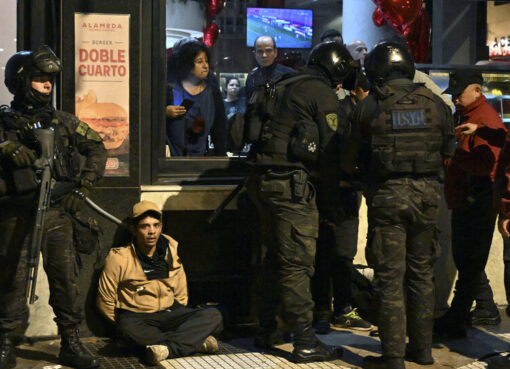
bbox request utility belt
[260,168,310,202]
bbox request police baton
[84,197,123,225]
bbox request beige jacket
[97,234,188,322]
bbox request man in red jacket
[435,70,507,340]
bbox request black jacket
[245,62,295,103]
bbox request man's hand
[1,141,36,167]
[166,105,187,118]
[455,122,477,136]
[62,185,90,214]
[498,217,510,238]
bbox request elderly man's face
[347,41,368,65]
[454,84,481,109]
[254,36,277,68]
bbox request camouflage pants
[365,178,440,358]
[0,204,82,333]
[247,170,318,345]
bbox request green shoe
[332,307,373,331]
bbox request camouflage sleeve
[59,112,107,185]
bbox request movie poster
[74,13,130,176]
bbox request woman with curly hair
[166,38,226,156]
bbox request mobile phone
[182,99,194,111]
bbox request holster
[71,213,102,254]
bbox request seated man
[97,200,223,365]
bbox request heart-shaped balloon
[372,7,387,27]
[203,21,219,48]
[402,8,430,63]
[207,0,225,19]
[416,9,431,62]
[379,0,422,31]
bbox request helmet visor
[30,46,62,76]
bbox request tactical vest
[0,108,82,182]
[245,74,321,166]
[368,84,444,180]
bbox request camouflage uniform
[343,78,455,359]
[364,178,441,356]
[0,107,106,333]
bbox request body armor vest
[368,85,444,180]
[246,74,320,166]
[0,109,82,183]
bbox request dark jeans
[474,272,497,311]
[117,306,223,358]
[476,236,510,310]
[0,204,82,333]
[312,190,361,315]
[449,179,497,324]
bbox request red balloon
[372,7,387,27]
[379,0,422,30]
[203,22,219,48]
[416,9,431,62]
[207,0,225,19]
[401,8,430,63]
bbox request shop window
[159,0,342,183]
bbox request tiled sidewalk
[12,311,510,368]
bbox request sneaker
[469,307,501,326]
[332,307,373,331]
[145,344,169,365]
[200,336,219,354]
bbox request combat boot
[290,324,341,363]
[363,356,405,369]
[0,334,16,369]
[59,326,100,369]
[290,341,341,363]
[253,327,285,349]
[405,344,434,365]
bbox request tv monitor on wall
[247,7,313,49]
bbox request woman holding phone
[166,38,227,156]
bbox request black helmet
[364,41,415,85]
[307,41,357,88]
[5,45,62,108]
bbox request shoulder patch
[76,120,103,142]
[326,113,338,131]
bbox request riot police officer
[0,46,106,369]
[341,41,455,369]
[245,41,357,363]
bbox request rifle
[26,129,54,304]
[207,177,249,224]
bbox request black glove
[62,186,90,214]
[2,141,36,167]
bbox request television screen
[247,7,313,49]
